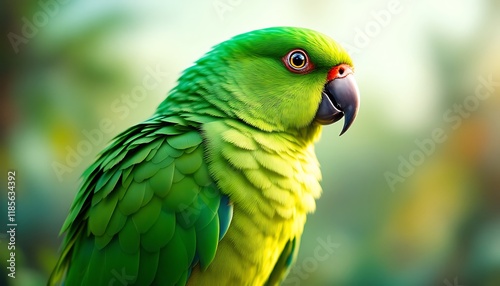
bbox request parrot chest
[190,120,323,285]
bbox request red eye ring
[283,49,313,74]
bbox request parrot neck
[156,87,324,145]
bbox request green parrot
[49,26,360,285]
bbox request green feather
[135,250,159,285]
[95,170,115,193]
[193,163,211,187]
[128,135,157,148]
[172,168,186,183]
[149,163,175,197]
[100,170,121,199]
[121,166,133,186]
[131,197,162,233]
[161,115,188,126]
[153,141,182,162]
[177,225,197,265]
[141,210,175,252]
[167,131,203,150]
[95,233,113,250]
[118,181,145,216]
[163,177,200,211]
[88,195,118,236]
[156,126,183,135]
[265,237,298,286]
[81,242,105,285]
[133,161,160,182]
[105,209,126,237]
[120,147,151,170]
[175,146,203,174]
[141,183,155,207]
[118,219,140,254]
[153,228,188,285]
[196,215,219,270]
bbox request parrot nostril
[327,64,352,81]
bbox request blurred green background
[1,0,500,285]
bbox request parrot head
[172,27,360,135]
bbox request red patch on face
[327,64,353,81]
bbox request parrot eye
[283,49,312,73]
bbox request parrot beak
[314,64,360,136]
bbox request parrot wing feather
[49,117,233,286]
[264,236,299,286]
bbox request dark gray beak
[314,64,360,135]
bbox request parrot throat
[193,118,323,284]
[203,118,323,219]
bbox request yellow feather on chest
[187,120,322,285]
